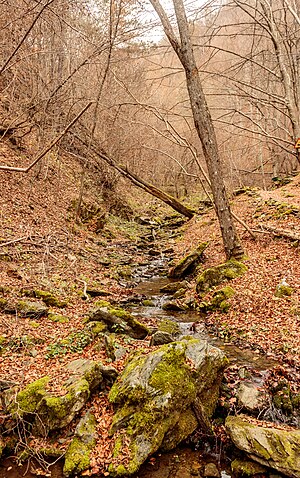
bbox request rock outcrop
[87,301,149,339]
[196,260,247,296]
[108,338,228,476]
[226,415,300,478]
[63,410,97,477]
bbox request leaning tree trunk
[71,132,195,219]
[150,0,244,259]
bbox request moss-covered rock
[231,458,268,477]
[48,313,69,323]
[275,284,293,298]
[34,378,90,434]
[157,319,180,337]
[168,242,208,279]
[87,302,149,339]
[196,260,247,296]
[22,289,67,307]
[226,415,300,478]
[16,300,48,318]
[26,360,104,435]
[8,376,50,418]
[108,339,228,476]
[160,281,188,294]
[198,286,235,313]
[63,410,97,477]
[162,301,188,311]
[149,331,174,346]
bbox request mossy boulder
[198,286,235,313]
[87,302,148,339]
[160,281,188,294]
[63,410,97,477]
[108,339,228,476]
[196,260,247,296]
[34,378,91,435]
[157,319,180,337]
[16,300,48,318]
[48,313,69,323]
[231,458,268,477]
[22,289,67,307]
[168,242,208,279]
[19,360,104,435]
[162,301,188,312]
[226,415,300,478]
[8,376,50,418]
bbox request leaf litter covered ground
[1,142,300,476]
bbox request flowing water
[1,257,276,478]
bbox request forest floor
[0,139,300,476]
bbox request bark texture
[150,0,244,259]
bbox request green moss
[63,437,91,477]
[13,376,49,415]
[88,321,107,334]
[34,290,66,307]
[275,284,293,298]
[0,298,8,310]
[94,299,111,308]
[0,335,6,345]
[35,378,90,433]
[158,319,180,336]
[29,321,40,328]
[231,458,267,477]
[142,300,155,307]
[196,260,247,296]
[48,313,69,323]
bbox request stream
[0,256,277,478]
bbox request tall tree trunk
[150,0,244,259]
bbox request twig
[0,236,28,247]
[79,280,89,300]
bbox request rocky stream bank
[0,214,300,478]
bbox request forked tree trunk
[150,0,244,259]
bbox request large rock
[168,242,208,279]
[226,415,300,478]
[108,338,228,476]
[5,359,111,437]
[196,260,247,296]
[63,410,97,477]
[87,301,149,339]
[34,359,103,434]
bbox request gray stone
[237,382,268,413]
[150,331,174,346]
[226,415,300,478]
[108,338,228,476]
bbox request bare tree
[149,0,244,259]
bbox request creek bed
[1,264,277,478]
